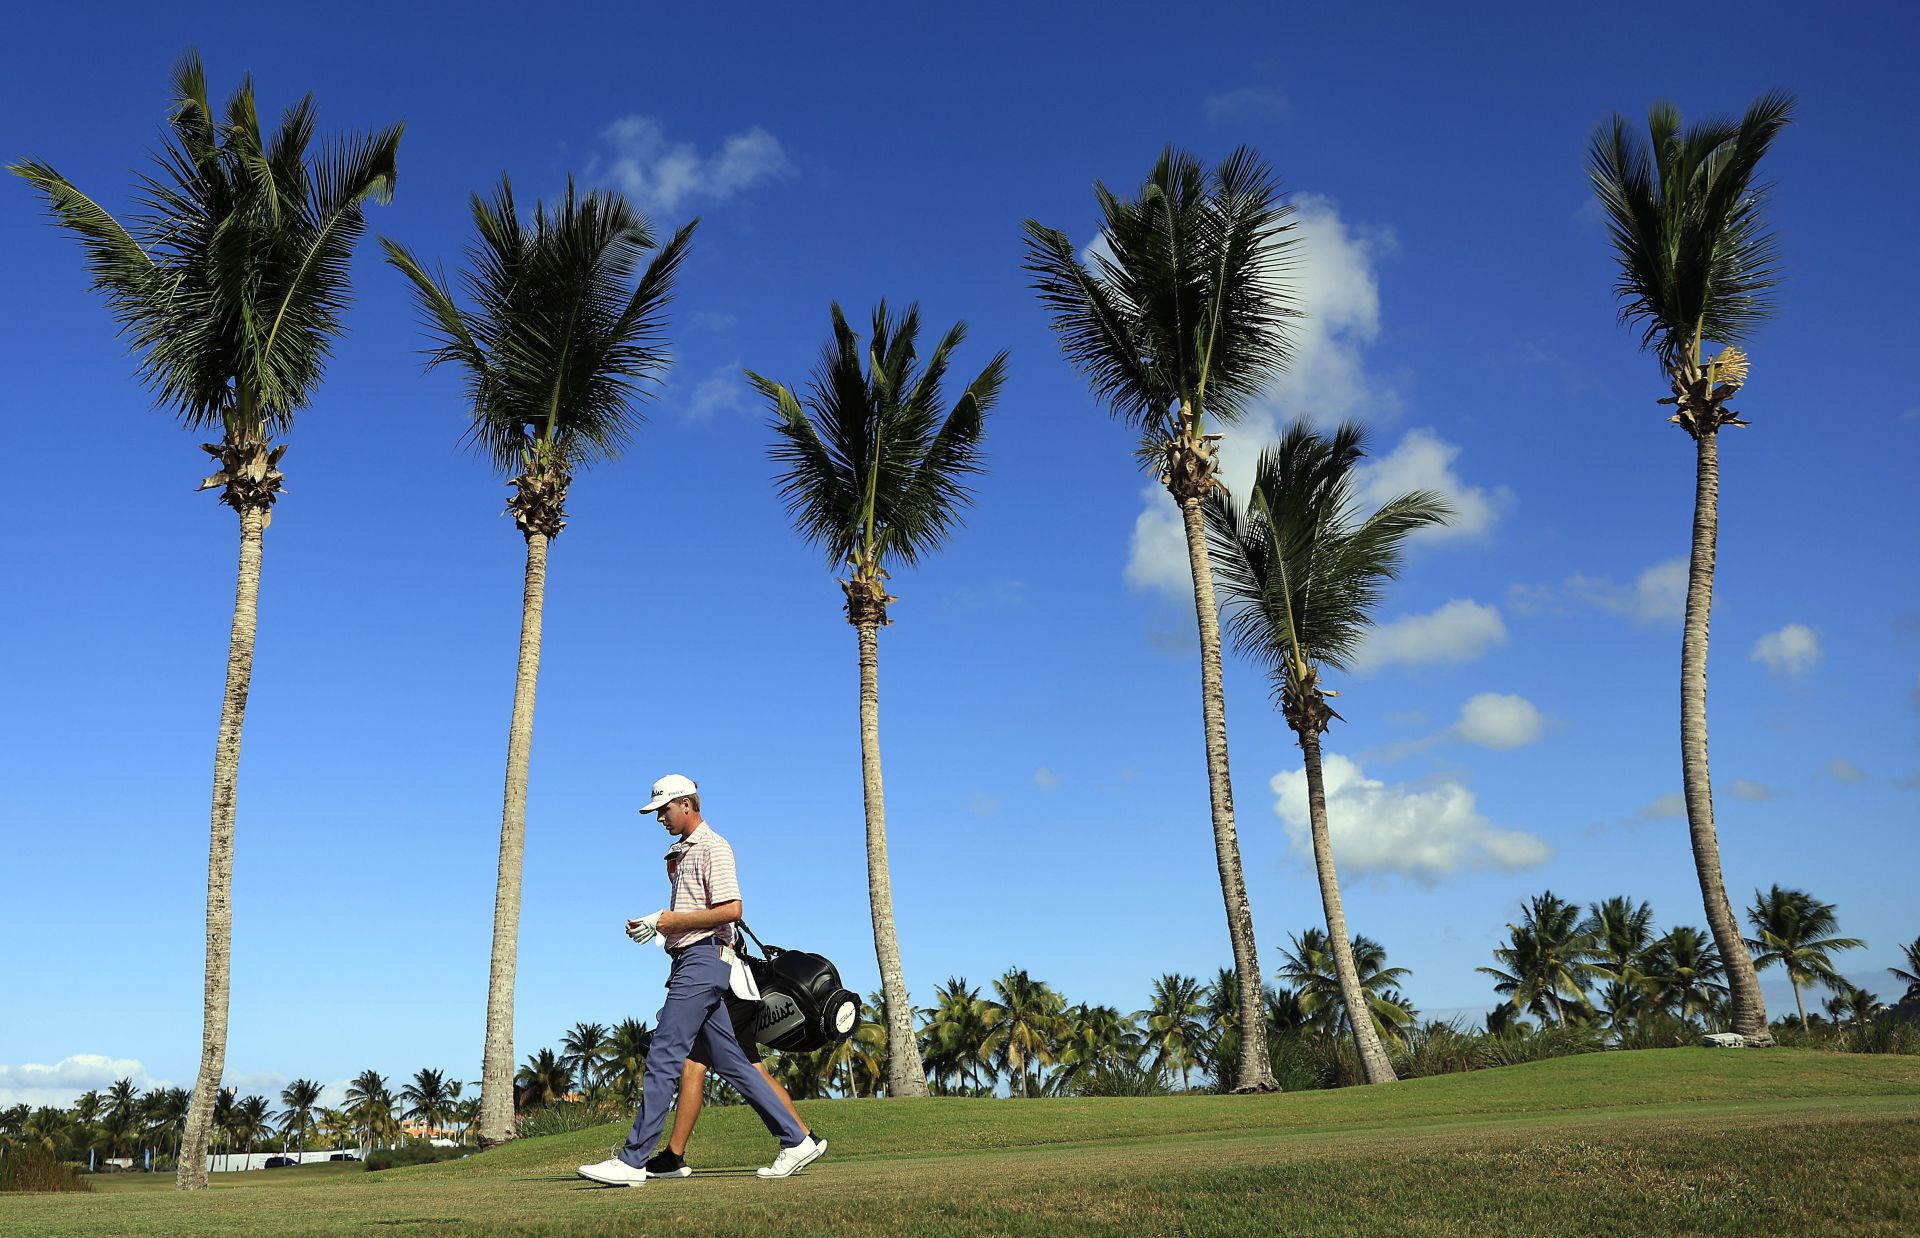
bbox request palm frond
[1588,91,1793,365]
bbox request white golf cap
[640,773,698,813]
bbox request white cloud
[1205,88,1289,122]
[1269,753,1550,885]
[1826,759,1867,784]
[0,1054,172,1108]
[1631,792,1687,824]
[676,360,752,421]
[1350,599,1508,674]
[1750,624,1823,676]
[1510,557,1689,626]
[1352,428,1512,543]
[1726,778,1775,802]
[1033,766,1060,789]
[597,116,790,214]
[1454,693,1544,750]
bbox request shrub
[514,1098,630,1140]
[1071,1062,1170,1098]
[1614,1012,1698,1051]
[364,1144,467,1172]
[0,1146,91,1193]
[1474,1024,1605,1069]
[1393,1022,1480,1079]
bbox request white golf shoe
[577,1156,648,1187]
[757,1135,827,1179]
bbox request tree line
[12,45,1823,1187]
[8,913,1910,1173]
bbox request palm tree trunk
[176,505,266,1192]
[1679,431,1771,1045]
[854,619,931,1097]
[478,531,550,1144]
[1298,732,1398,1084]
[1791,977,1807,1033]
[1176,495,1279,1092]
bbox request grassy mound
[8,1050,1919,1235]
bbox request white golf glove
[625,911,664,946]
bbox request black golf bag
[735,922,860,1053]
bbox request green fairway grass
[6,1050,1918,1235]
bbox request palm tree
[229,1096,272,1158]
[1745,885,1866,1032]
[751,302,1005,1099]
[1583,896,1661,1033]
[343,1071,393,1155]
[278,1080,321,1158]
[1024,147,1299,1093]
[1890,937,1920,1004]
[400,1069,454,1144]
[1205,421,1448,1083]
[12,53,400,1189]
[983,969,1069,1098]
[558,1023,611,1096]
[513,1049,574,1112]
[919,977,996,1095]
[316,1107,354,1153]
[1588,91,1793,1045]
[1053,1003,1141,1092]
[449,1097,481,1147]
[1479,891,1601,1025]
[603,1018,653,1103]
[1135,974,1210,1090]
[1276,928,1416,1045]
[1647,925,1727,1024]
[382,178,692,1143]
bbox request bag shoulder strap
[736,920,781,960]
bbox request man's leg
[756,1064,810,1138]
[694,1002,806,1147]
[613,957,724,1167]
[665,1059,706,1156]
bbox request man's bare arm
[654,901,742,935]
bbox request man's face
[656,797,696,838]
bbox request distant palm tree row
[12,43,1807,1184]
[3,914,1908,1172]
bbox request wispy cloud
[0,1054,172,1108]
[1630,792,1686,825]
[1205,88,1289,123]
[1825,758,1867,784]
[1751,624,1822,676]
[1509,557,1688,626]
[673,360,752,421]
[595,116,791,214]
[1033,766,1060,789]
[1725,778,1776,802]
[1368,691,1546,763]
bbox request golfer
[644,848,817,1179]
[577,774,827,1186]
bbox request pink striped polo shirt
[662,822,740,951]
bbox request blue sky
[3,1,1915,1109]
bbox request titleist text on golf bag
[737,923,860,1053]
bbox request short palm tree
[400,1069,453,1143]
[278,1080,322,1157]
[558,1023,612,1095]
[1134,974,1211,1090]
[344,1071,396,1154]
[1745,885,1865,1031]
[1025,147,1299,1093]
[1582,896,1662,1033]
[1206,420,1446,1084]
[1479,891,1601,1026]
[752,301,1006,1099]
[11,53,400,1189]
[1276,928,1416,1047]
[1053,1003,1141,1092]
[1647,925,1727,1024]
[604,1018,653,1104]
[513,1049,574,1112]
[316,1107,354,1152]
[983,969,1069,1098]
[919,977,996,1095]
[1890,937,1920,1004]
[1589,91,1793,1044]
[382,178,692,1143]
